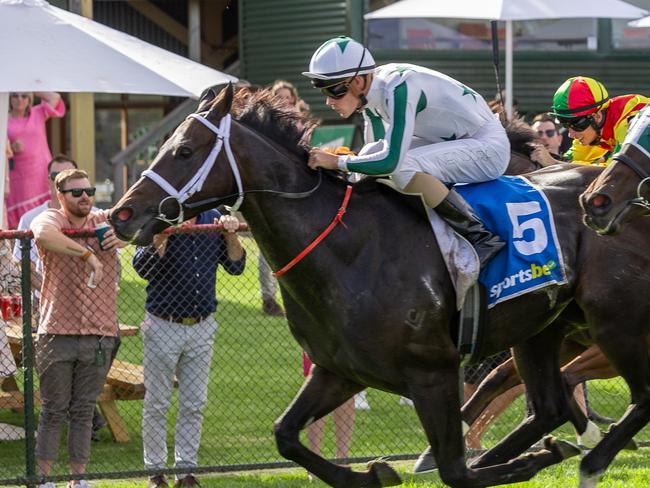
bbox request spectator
[530,114,568,165]
[7,92,65,229]
[133,210,246,488]
[31,169,123,488]
[13,155,78,294]
[302,352,355,474]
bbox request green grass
[0,237,648,486]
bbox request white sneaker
[68,481,91,488]
[38,483,56,488]
[399,396,414,407]
[354,391,370,410]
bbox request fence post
[20,237,36,488]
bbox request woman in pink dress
[6,92,65,229]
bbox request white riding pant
[390,116,511,189]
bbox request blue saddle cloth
[455,175,567,308]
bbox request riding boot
[435,189,505,269]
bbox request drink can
[11,295,22,319]
[0,296,13,321]
[95,222,111,250]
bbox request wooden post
[68,0,96,183]
[188,0,201,62]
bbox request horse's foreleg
[274,366,398,488]
[462,356,521,426]
[579,329,650,485]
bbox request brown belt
[151,313,209,326]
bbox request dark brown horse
[581,142,650,234]
[110,85,650,487]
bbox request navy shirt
[132,210,246,318]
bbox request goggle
[557,115,593,132]
[320,80,352,99]
[49,171,61,181]
[536,129,557,138]
[60,187,96,198]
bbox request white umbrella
[629,15,650,27]
[365,0,648,118]
[0,0,237,226]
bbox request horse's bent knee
[273,420,300,459]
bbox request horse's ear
[206,83,234,121]
[197,88,217,112]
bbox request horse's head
[580,144,650,235]
[110,84,241,245]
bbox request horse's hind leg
[274,365,399,488]
[471,323,583,469]
[410,365,578,487]
[579,330,650,486]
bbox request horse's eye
[178,146,193,158]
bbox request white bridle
[141,112,244,225]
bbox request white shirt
[338,63,495,176]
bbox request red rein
[273,185,353,278]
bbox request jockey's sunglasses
[60,187,96,198]
[319,80,352,99]
[557,115,593,132]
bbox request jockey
[544,76,648,166]
[303,36,510,268]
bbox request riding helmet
[302,36,376,87]
[549,76,610,118]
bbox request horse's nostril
[115,207,133,222]
[589,193,610,209]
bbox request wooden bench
[2,322,151,443]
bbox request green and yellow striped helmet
[549,77,609,118]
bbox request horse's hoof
[367,458,402,487]
[544,435,581,460]
[413,446,437,474]
[579,469,604,488]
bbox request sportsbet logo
[490,261,556,299]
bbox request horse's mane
[229,87,317,160]
[505,117,538,158]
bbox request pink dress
[6,100,65,229]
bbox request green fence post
[20,237,36,488]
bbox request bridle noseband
[140,111,322,225]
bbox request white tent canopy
[365,0,648,117]
[0,0,237,226]
[629,15,650,27]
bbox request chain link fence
[0,225,645,486]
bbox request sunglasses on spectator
[49,171,61,181]
[320,80,352,99]
[10,93,29,99]
[536,129,557,138]
[60,187,96,197]
[557,115,593,132]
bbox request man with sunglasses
[30,169,125,488]
[304,36,510,268]
[540,76,648,167]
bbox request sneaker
[148,475,169,488]
[67,481,91,488]
[399,396,414,407]
[38,483,56,488]
[354,391,370,410]
[174,474,200,487]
